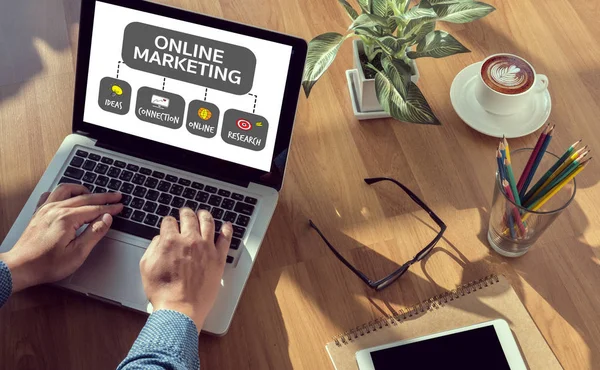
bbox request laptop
[0,0,306,335]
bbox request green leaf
[399,6,437,20]
[370,0,388,17]
[404,19,436,45]
[379,36,408,54]
[354,26,382,38]
[349,13,388,30]
[338,0,359,20]
[407,30,470,58]
[302,33,348,97]
[428,0,475,4]
[434,1,495,23]
[381,56,412,98]
[375,72,440,124]
[357,0,369,13]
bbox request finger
[179,208,200,238]
[47,184,90,203]
[71,213,113,261]
[198,210,215,241]
[67,203,123,225]
[215,222,233,260]
[36,192,51,209]
[61,191,122,208]
[160,215,179,235]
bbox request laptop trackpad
[71,237,148,308]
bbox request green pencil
[504,157,521,206]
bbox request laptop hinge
[95,141,250,188]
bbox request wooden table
[1,0,599,368]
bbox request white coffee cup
[474,53,548,116]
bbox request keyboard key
[93,187,107,194]
[211,208,224,220]
[89,153,101,161]
[208,195,222,207]
[233,225,246,239]
[82,160,96,171]
[76,150,88,158]
[184,200,198,210]
[152,171,165,179]
[144,214,159,226]
[178,178,191,186]
[156,205,170,216]
[214,220,223,231]
[230,238,241,250]
[94,163,108,175]
[118,207,133,219]
[221,199,235,210]
[126,164,139,172]
[111,217,159,240]
[131,210,146,222]
[218,189,231,197]
[234,202,255,216]
[205,185,218,193]
[108,179,122,191]
[191,181,204,190]
[101,157,114,165]
[231,193,244,201]
[195,191,209,203]
[166,174,178,182]
[132,174,146,185]
[59,177,81,185]
[143,201,158,213]
[236,215,250,227]
[107,167,121,178]
[114,160,126,168]
[83,172,97,183]
[144,177,159,189]
[64,166,84,180]
[226,256,234,264]
[131,197,145,209]
[171,196,185,208]
[121,194,132,206]
[120,183,134,194]
[94,175,109,187]
[169,184,183,196]
[133,186,147,197]
[145,189,159,201]
[223,211,237,223]
[83,183,94,192]
[70,156,84,167]
[169,208,180,220]
[157,180,171,192]
[119,170,134,182]
[198,204,211,211]
[182,188,197,199]
[140,167,152,175]
[158,193,172,205]
[245,196,258,205]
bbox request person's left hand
[0,184,123,293]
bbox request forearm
[0,260,13,308]
[117,310,200,370]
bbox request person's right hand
[139,208,233,331]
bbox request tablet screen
[370,325,511,370]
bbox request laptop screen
[83,1,293,172]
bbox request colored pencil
[503,136,511,163]
[504,156,521,206]
[519,125,554,198]
[496,149,506,180]
[517,124,549,192]
[522,139,582,203]
[528,160,589,212]
[502,180,527,236]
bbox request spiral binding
[333,274,500,347]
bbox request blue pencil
[519,125,554,199]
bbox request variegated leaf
[338,0,359,20]
[405,19,436,45]
[357,0,369,13]
[398,7,437,20]
[370,0,388,17]
[428,0,475,4]
[379,36,408,54]
[349,13,388,30]
[381,56,412,98]
[407,30,470,58]
[302,33,348,97]
[434,1,495,23]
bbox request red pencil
[502,179,527,237]
[517,124,550,192]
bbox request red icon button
[236,119,252,131]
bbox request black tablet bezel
[73,0,307,190]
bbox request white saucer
[450,62,551,138]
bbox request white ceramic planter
[352,39,420,113]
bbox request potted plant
[302,0,495,124]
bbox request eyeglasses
[309,177,447,291]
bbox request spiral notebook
[326,275,562,370]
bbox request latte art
[481,55,534,95]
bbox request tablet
[355,319,527,370]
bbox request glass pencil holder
[487,148,577,257]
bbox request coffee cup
[474,53,548,116]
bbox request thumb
[73,213,113,259]
[36,191,51,209]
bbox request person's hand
[140,208,233,330]
[0,184,123,293]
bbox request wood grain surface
[1,0,599,369]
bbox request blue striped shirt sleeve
[0,260,12,308]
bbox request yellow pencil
[503,136,511,163]
[528,146,588,201]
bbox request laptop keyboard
[58,149,259,264]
